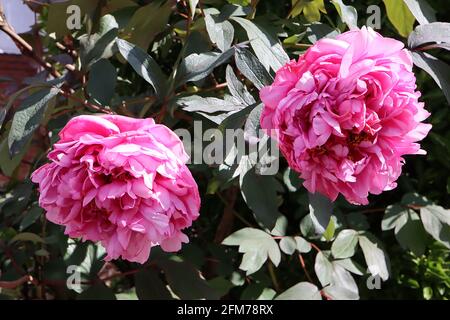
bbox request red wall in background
[0,54,38,104]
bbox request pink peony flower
[260,27,431,205]
[31,115,200,263]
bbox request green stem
[268,261,281,292]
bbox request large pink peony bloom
[260,27,431,205]
[31,115,200,263]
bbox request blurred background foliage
[0,0,449,300]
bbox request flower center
[309,146,327,157]
[347,131,371,146]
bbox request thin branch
[175,82,228,96]
[320,290,332,300]
[310,242,321,252]
[0,10,74,77]
[217,192,255,228]
[267,261,281,292]
[0,23,61,78]
[55,41,78,59]
[214,187,238,244]
[0,275,36,289]
[59,89,115,114]
[197,0,206,17]
[24,0,48,6]
[298,254,314,284]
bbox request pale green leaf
[383,0,416,37]
[276,282,321,300]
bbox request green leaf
[295,236,312,253]
[0,138,28,176]
[218,146,252,182]
[270,215,288,237]
[382,202,428,255]
[326,262,359,300]
[79,14,119,69]
[116,38,168,97]
[240,169,280,229]
[116,289,138,300]
[423,286,433,300]
[177,48,235,84]
[225,65,255,106]
[314,251,333,286]
[331,0,358,30]
[403,0,436,25]
[0,183,32,214]
[177,94,245,124]
[42,258,68,282]
[223,228,281,275]
[411,51,450,106]
[188,0,199,18]
[408,22,450,50]
[383,0,416,37]
[218,101,259,132]
[279,237,297,255]
[87,59,117,106]
[241,283,276,300]
[382,204,409,231]
[358,233,390,281]
[123,0,172,50]
[243,103,264,145]
[421,205,450,225]
[2,84,58,129]
[401,192,432,206]
[65,241,89,266]
[395,211,427,256]
[322,216,336,241]
[134,269,172,300]
[239,251,267,276]
[76,243,106,277]
[8,83,61,157]
[227,0,251,6]
[234,48,273,90]
[331,229,358,259]
[9,232,45,245]
[205,13,235,52]
[346,212,369,231]
[283,168,302,192]
[20,207,43,231]
[220,4,253,18]
[78,283,117,300]
[290,0,327,22]
[208,277,235,297]
[300,214,316,238]
[308,192,333,234]
[275,282,321,300]
[420,205,450,248]
[323,285,358,300]
[306,22,340,43]
[231,17,289,71]
[159,259,220,299]
[334,258,365,276]
[323,261,359,300]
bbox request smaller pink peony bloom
[31,115,200,263]
[260,27,432,205]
